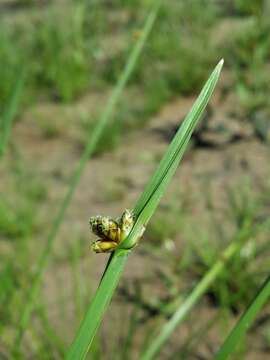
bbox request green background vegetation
[0,0,270,359]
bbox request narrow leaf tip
[218,58,224,69]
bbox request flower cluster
[89,209,134,253]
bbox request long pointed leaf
[123,59,224,249]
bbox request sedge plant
[67,59,224,359]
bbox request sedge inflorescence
[89,209,135,253]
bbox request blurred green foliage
[0,0,269,150]
[1,0,270,358]
[0,167,47,340]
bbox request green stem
[67,249,130,359]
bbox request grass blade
[0,69,25,158]
[214,275,270,360]
[67,60,223,359]
[12,1,162,352]
[140,218,270,360]
[123,59,224,249]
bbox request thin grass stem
[214,274,270,360]
[12,1,161,352]
[0,69,25,158]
